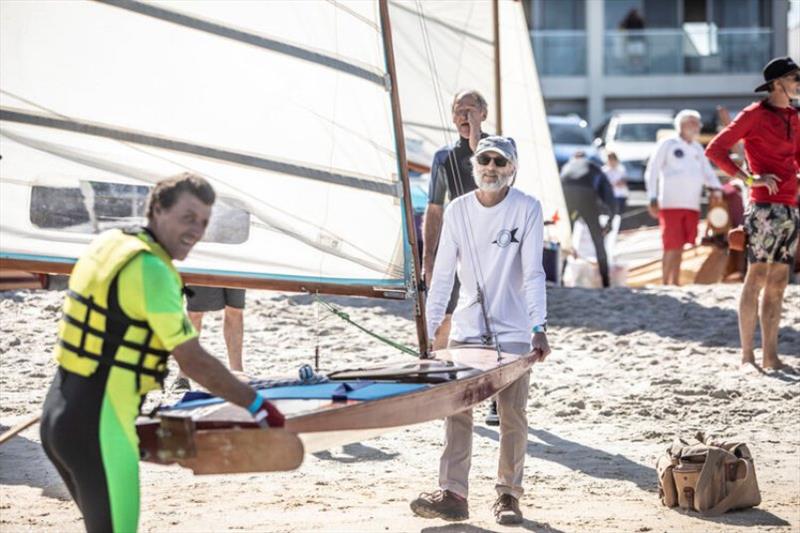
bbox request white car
[594,111,675,188]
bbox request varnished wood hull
[137,347,535,472]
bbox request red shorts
[659,208,699,250]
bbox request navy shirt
[428,133,489,205]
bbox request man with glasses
[411,136,550,525]
[706,56,800,372]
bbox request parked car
[594,111,675,188]
[547,115,601,169]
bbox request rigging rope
[314,294,419,357]
[415,1,500,348]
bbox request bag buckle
[683,487,695,510]
[726,462,740,481]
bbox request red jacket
[705,100,799,206]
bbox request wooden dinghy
[137,346,535,474]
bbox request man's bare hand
[529,332,551,363]
[467,109,481,135]
[423,259,434,292]
[647,201,659,220]
[751,173,781,195]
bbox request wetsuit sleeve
[520,199,546,327]
[594,167,618,214]
[426,205,458,340]
[428,153,449,206]
[120,253,198,351]
[705,108,754,179]
[644,140,668,201]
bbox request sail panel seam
[0,108,399,197]
[97,0,388,87]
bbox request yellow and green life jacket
[54,228,180,394]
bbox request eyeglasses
[476,154,509,167]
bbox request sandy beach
[1,284,798,532]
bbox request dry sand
[1,284,798,532]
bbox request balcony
[604,27,772,76]
[531,30,587,76]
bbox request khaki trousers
[439,341,531,499]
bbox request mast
[378,0,430,357]
[492,0,502,135]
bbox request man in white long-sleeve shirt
[645,109,723,284]
[410,136,551,525]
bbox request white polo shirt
[644,135,722,211]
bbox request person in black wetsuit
[560,152,618,287]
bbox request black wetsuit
[428,134,488,313]
[560,157,618,287]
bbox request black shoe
[410,489,469,521]
[485,400,499,426]
[493,493,523,525]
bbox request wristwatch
[532,324,547,334]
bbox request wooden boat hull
[137,347,535,473]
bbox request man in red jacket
[706,57,799,372]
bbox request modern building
[528,0,794,129]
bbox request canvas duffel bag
[656,432,761,516]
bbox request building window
[530,0,587,76]
[604,0,772,75]
[712,0,771,28]
[530,0,585,30]
[605,0,679,29]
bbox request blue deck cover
[167,381,429,411]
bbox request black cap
[755,56,799,92]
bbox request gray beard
[474,172,512,192]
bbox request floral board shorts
[743,203,799,265]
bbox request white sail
[0,1,410,292]
[390,0,570,250]
[1,0,569,296]
[498,0,571,249]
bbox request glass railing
[604,28,772,75]
[530,30,587,76]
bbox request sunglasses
[476,154,509,167]
[783,73,800,82]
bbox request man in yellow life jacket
[40,173,280,533]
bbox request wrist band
[532,324,546,334]
[745,175,755,186]
[247,393,264,415]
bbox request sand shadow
[420,525,498,533]
[473,427,657,493]
[420,519,566,533]
[0,433,71,501]
[312,442,400,463]
[548,287,800,356]
[679,507,791,527]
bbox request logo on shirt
[492,228,520,248]
[673,148,684,158]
